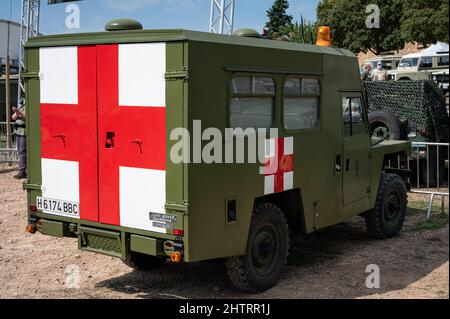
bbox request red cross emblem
[41,45,166,225]
[264,137,294,194]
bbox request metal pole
[5,1,13,154]
[219,0,225,34]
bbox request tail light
[173,229,184,236]
[30,205,37,212]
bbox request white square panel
[284,136,293,155]
[283,171,294,191]
[264,175,275,195]
[40,47,78,104]
[119,167,166,233]
[41,158,80,218]
[119,43,166,107]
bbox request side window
[438,55,449,67]
[283,77,320,130]
[420,57,433,69]
[229,76,275,129]
[342,96,366,136]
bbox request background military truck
[23,21,411,293]
[362,53,402,72]
[364,80,449,187]
[389,48,449,95]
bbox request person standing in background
[360,63,373,81]
[12,99,27,179]
[371,61,388,81]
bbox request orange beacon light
[316,26,332,47]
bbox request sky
[0,0,320,35]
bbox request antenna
[210,0,236,35]
[300,15,305,44]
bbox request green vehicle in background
[23,20,411,293]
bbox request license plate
[36,197,79,218]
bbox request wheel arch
[253,188,306,235]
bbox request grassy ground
[408,198,449,231]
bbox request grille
[84,233,121,253]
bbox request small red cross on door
[264,137,294,194]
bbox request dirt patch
[0,164,448,299]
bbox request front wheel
[226,203,289,293]
[365,173,408,239]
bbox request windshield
[399,58,419,68]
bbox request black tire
[226,203,289,293]
[369,111,405,140]
[123,252,166,271]
[365,173,408,239]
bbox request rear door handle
[131,139,144,154]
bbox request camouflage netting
[363,81,449,142]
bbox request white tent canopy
[421,42,449,54]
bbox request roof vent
[233,28,261,38]
[105,19,143,31]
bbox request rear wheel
[123,252,166,270]
[365,174,408,239]
[226,203,289,293]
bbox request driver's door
[341,93,371,207]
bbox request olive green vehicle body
[24,29,411,263]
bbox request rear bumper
[34,213,183,260]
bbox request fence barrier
[0,122,18,164]
[408,142,449,219]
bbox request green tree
[265,0,293,35]
[279,19,318,44]
[317,0,405,54]
[400,0,449,47]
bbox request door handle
[54,134,66,147]
[335,154,342,173]
[131,139,143,154]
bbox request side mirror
[408,123,417,139]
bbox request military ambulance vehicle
[23,20,411,293]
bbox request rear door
[39,43,168,233]
[97,43,167,232]
[39,46,99,222]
